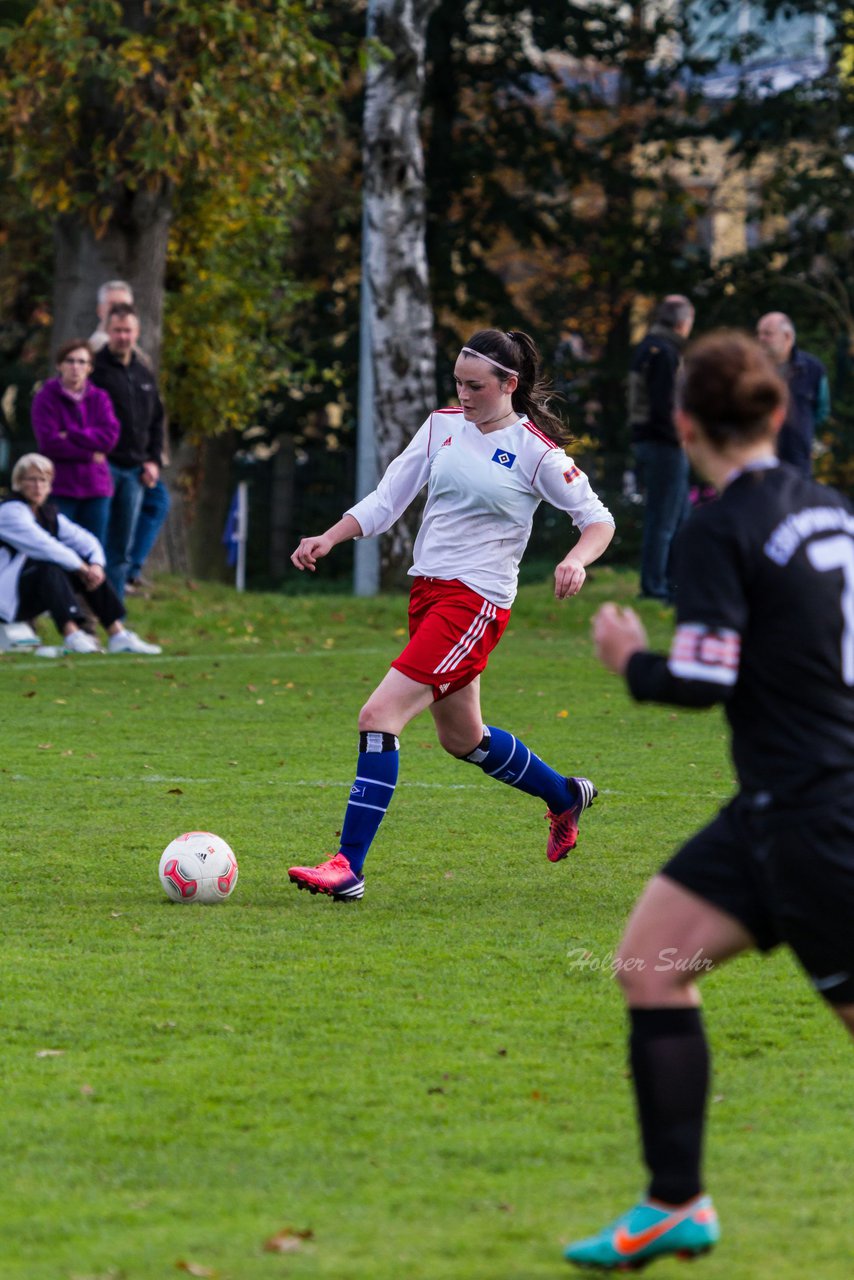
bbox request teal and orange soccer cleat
[546,776,598,862]
[288,853,365,901]
[565,1195,720,1270]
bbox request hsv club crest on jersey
[343,405,614,609]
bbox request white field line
[4,646,393,672]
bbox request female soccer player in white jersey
[288,328,615,901]
[565,331,854,1271]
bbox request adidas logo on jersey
[438,681,451,693]
[442,436,452,447]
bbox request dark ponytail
[462,328,570,446]
[678,331,787,448]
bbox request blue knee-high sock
[339,731,399,873]
[463,724,575,814]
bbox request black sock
[629,1006,709,1205]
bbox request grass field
[3,566,851,1280]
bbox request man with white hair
[89,280,135,353]
[756,311,830,475]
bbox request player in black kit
[564,331,854,1271]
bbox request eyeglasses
[62,358,92,366]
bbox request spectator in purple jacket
[31,339,120,551]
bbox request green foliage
[2,571,852,1278]
[0,1,343,439]
[1,1,337,217]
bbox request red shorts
[391,577,510,701]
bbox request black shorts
[662,787,854,1005]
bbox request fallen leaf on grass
[556,709,569,718]
[175,1262,218,1277]
[263,1227,314,1254]
[37,742,53,750]
[167,787,184,795]
[35,1048,64,1058]
[22,690,36,698]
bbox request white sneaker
[63,630,102,654]
[107,628,162,655]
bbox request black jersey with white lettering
[627,463,854,793]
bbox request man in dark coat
[91,304,164,600]
[628,295,695,602]
[756,311,830,476]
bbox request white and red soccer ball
[158,831,239,904]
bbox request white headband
[460,346,519,377]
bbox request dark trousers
[53,495,111,552]
[106,463,145,601]
[17,561,124,635]
[634,441,690,602]
[128,478,170,580]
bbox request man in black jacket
[628,295,695,602]
[756,311,830,476]
[91,304,165,599]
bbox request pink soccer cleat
[546,777,598,862]
[288,853,365,902]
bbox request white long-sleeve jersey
[0,498,105,623]
[347,408,614,607]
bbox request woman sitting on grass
[0,453,161,655]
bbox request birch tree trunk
[363,0,440,584]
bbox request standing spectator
[629,295,695,602]
[89,280,134,353]
[90,304,165,600]
[90,280,172,589]
[31,339,120,550]
[756,311,830,475]
[565,332,853,1271]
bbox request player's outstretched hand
[592,602,648,675]
[291,534,333,572]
